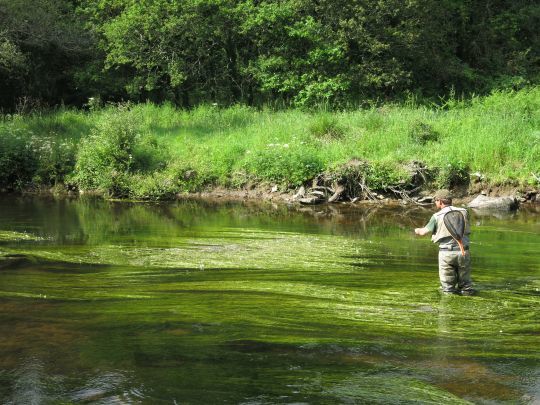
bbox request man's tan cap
[433,189,452,200]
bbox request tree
[0,0,93,111]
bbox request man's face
[435,199,442,209]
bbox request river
[0,195,538,404]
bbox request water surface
[0,196,538,404]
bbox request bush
[130,134,169,173]
[309,114,345,140]
[436,161,470,188]
[328,159,407,196]
[0,124,77,189]
[408,121,440,144]
[128,171,180,200]
[167,162,217,193]
[365,162,407,190]
[73,113,137,196]
[243,145,323,186]
[361,111,385,131]
[32,136,77,186]
[0,127,36,189]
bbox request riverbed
[0,196,538,403]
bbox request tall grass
[1,88,538,198]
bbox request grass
[0,88,539,198]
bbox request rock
[467,195,519,211]
[292,186,306,200]
[271,185,278,193]
[309,190,325,197]
[417,196,433,203]
[298,196,324,205]
[0,254,32,270]
[312,186,333,193]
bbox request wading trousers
[438,250,473,293]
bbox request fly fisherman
[414,190,475,295]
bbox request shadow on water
[0,195,538,403]
[0,253,112,274]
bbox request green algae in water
[0,196,538,403]
[326,374,474,404]
[0,230,47,242]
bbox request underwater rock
[0,254,32,269]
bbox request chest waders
[442,209,466,256]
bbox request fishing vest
[431,206,470,245]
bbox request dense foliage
[1,88,538,198]
[1,0,539,110]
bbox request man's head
[434,189,452,208]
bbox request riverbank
[1,88,539,202]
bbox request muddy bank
[186,182,539,208]
[12,181,540,210]
[183,159,539,208]
[9,157,540,209]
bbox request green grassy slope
[1,88,539,199]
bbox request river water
[0,196,538,404]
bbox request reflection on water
[0,195,538,403]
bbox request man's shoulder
[436,206,467,216]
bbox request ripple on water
[0,198,538,403]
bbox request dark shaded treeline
[1,0,539,111]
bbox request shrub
[365,162,408,190]
[130,133,169,173]
[0,124,78,189]
[309,114,345,140]
[0,127,36,189]
[408,121,440,144]
[328,159,407,196]
[243,145,323,186]
[328,159,370,197]
[32,136,77,186]
[128,171,180,200]
[167,162,217,192]
[361,111,385,131]
[436,160,470,188]
[73,113,136,195]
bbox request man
[414,190,475,295]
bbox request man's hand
[415,227,429,236]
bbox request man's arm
[415,227,431,236]
[415,215,436,236]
